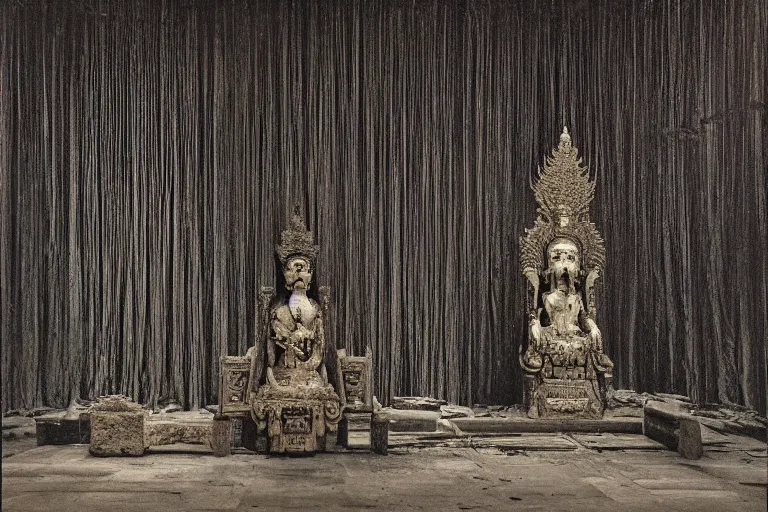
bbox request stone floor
[3,433,766,511]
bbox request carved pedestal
[251,370,341,454]
[526,376,605,419]
[254,400,327,453]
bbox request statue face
[547,240,580,282]
[283,256,312,291]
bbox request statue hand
[529,318,541,348]
[588,324,602,351]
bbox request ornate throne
[519,127,614,419]
[219,209,341,454]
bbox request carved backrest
[336,347,373,412]
[520,127,605,340]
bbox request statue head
[275,207,320,291]
[546,237,580,291]
[283,256,313,291]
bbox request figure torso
[542,290,582,335]
[272,294,320,333]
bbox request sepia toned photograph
[1,0,766,510]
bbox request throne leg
[524,375,539,419]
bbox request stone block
[370,412,389,455]
[210,416,231,457]
[450,417,642,434]
[391,396,446,411]
[346,412,373,431]
[384,408,440,432]
[145,420,211,446]
[35,415,90,446]
[643,402,702,459]
[89,410,146,457]
[337,412,371,448]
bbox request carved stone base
[89,410,147,457]
[253,397,340,454]
[526,375,605,419]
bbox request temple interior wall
[1,0,765,415]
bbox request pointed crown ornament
[276,206,320,267]
[521,127,605,275]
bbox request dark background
[1,0,766,414]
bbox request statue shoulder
[272,303,294,324]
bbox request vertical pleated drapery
[1,0,766,414]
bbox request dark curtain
[1,0,765,414]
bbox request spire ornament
[521,127,605,275]
[275,206,320,267]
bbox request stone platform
[2,435,765,511]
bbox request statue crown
[276,207,320,267]
[520,127,606,275]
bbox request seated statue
[220,208,341,454]
[520,127,614,419]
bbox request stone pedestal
[370,412,389,455]
[89,410,147,457]
[255,399,337,454]
[210,416,232,457]
[527,376,604,420]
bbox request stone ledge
[450,417,643,434]
[381,409,440,432]
[643,402,702,459]
[145,420,212,447]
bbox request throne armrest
[220,356,252,417]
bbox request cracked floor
[2,431,766,511]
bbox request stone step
[450,417,642,434]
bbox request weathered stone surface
[210,416,231,457]
[473,434,578,451]
[451,417,643,434]
[571,433,665,450]
[643,402,702,459]
[89,410,146,457]
[145,420,211,446]
[370,412,389,455]
[677,417,703,459]
[391,396,447,411]
[345,412,373,431]
[383,408,440,432]
[440,405,475,419]
[3,442,767,510]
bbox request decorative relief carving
[337,347,373,412]
[220,357,252,415]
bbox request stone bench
[643,401,702,459]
